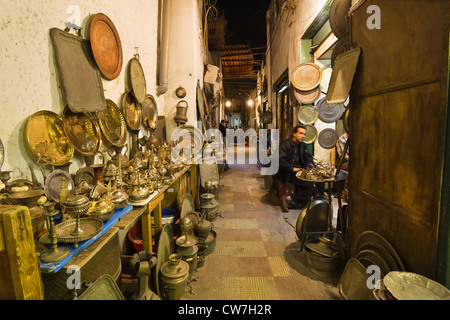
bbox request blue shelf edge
[40,204,133,274]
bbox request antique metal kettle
[160,253,189,300]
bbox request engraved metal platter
[44,169,74,203]
[294,86,321,105]
[318,128,339,149]
[24,110,74,166]
[297,105,318,125]
[304,124,318,144]
[291,62,322,91]
[62,106,102,156]
[128,56,147,104]
[155,224,175,298]
[383,271,450,300]
[141,94,158,128]
[0,138,4,170]
[55,217,103,244]
[317,97,345,123]
[97,99,127,147]
[89,13,123,81]
[122,91,142,131]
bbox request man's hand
[293,168,302,173]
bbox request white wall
[164,0,205,140]
[0,0,206,185]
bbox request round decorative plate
[62,106,102,156]
[297,105,318,125]
[304,124,318,144]
[317,97,345,123]
[141,94,158,128]
[44,169,74,203]
[24,110,74,166]
[318,128,339,149]
[294,85,321,104]
[128,56,147,104]
[291,62,322,91]
[98,99,127,147]
[122,91,142,131]
[89,13,123,80]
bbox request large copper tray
[317,97,345,123]
[128,56,147,104]
[98,99,127,147]
[154,224,175,298]
[24,110,74,166]
[62,107,101,156]
[291,62,322,91]
[318,128,339,150]
[89,13,123,80]
[122,91,142,131]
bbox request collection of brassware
[296,159,336,181]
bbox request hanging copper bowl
[97,99,127,147]
[62,106,102,156]
[291,63,322,91]
[122,91,142,131]
[89,13,123,80]
[24,110,74,166]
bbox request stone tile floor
[182,149,343,300]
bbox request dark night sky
[216,0,271,48]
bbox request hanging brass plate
[98,99,127,147]
[291,62,322,91]
[304,124,318,144]
[297,105,318,125]
[128,56,147,104]
[24,110,74,166]
[62,107,102,156]
[122,91,142,131]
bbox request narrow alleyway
[183,145,342,300]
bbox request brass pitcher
[174,100,189,126]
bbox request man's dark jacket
[277,138,314,182]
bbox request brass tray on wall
[122,91,142,131]
[24,110,74,166]
[141,94,158,129]
[89,13,123,81]
[62,107,102,156]
[304,124,318,144]
[97,99,127,147]
[128,56,147,104]
[297,105,318,125]
[291,63,322,91]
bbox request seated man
[277,125,325,212]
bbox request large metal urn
[160,253,189,300]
